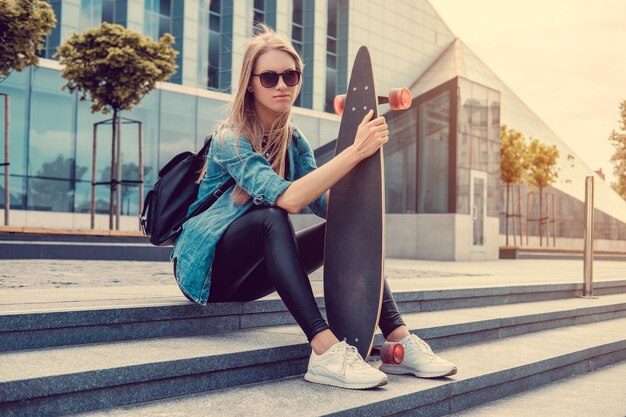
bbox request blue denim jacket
[172,126,327,305]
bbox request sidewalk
[1,258,624,314]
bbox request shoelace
[408,336,438,359]
[338,343,370,376]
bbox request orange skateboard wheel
[388,88,412,110]
[380,341,404,364]
[333,94,346,115]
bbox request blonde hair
[198,23,303,205]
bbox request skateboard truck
[333,88,412,116]
[371,341,405,364]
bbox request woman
[172,25,457,390]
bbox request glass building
[1,0,625,259]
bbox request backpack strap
[200,134,213,156]
[185,177,236,222]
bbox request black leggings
[208,206,406,342]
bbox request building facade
[1,0,625,259]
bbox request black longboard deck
[323,46,385,360]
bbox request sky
[429,0,626,183]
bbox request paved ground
[1,258,625,313]
[1,258,625,289]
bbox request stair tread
[450,360,626,417]
[3,276,626,316]
[2,293,626,385]
[69,317,626,417]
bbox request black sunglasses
[252,70,301,88]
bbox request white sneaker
[379,334,457,378]
[304,341,389,389]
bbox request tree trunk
[109,109,118,230]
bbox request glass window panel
[293,26,302,41]
[124,90,160,201]
[80,0,103,30]
[210,0,221,13]
[327,0,337,37]
[196,97,230,148]
[327,38,336,53]
[0,70,28,176]
[2,71,38,210]
[293,0,303,24]
[74,98,105,209]
[159,16,171,36]
[457,167,470,213]
[472,176,485,245]
[384,107,417,213]
[254,11,264,24]
[160,0,171,15]
[29,68,74,184]
[208,31,221,88]
[210,14,220,31]
[102,0,114,22]
[488,171,499,217]
[324,66,336,113]
[326,53,336,68]
[28,177,72,212]
[0,175,26,210]
[159,91,196,168]
[418,91,449,213]
[293,41,302,55]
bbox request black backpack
[140,136,235,246]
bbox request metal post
[3,94,9,226]
[552,193,556,247]
[525,192,530,246]
[581,176,596,298]
[518,184,523,246]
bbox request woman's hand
[350,109,389,161]
[276,111,386,213]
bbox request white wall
[290,213,500,261]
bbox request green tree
[500,124,528,246]
[55,22,178,228]
[609,100,626,201]
[0,0,56,82]
[527,139,559,246]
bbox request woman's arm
[277,110,388,213]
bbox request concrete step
[500,247,626,261]
[0,232,146,244]
[3,280,626,352]
[0,240,170,261]
[2,296,626,416]
[69,317,626,417]
[449,361,626,417]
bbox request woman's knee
[258,207,291,230]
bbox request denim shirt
[171,126,327,305]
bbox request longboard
[324,46,413,361]
[324,46,383,360]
